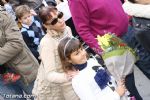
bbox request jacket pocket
[11,49,26,64]
[8,48,34,75]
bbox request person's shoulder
[87,58,102,69]
[40,34,53,45]
[33,16,43,25]
[33,16,41,21]
[0,6,10,22]
[87,58,98,63]
[0,6,8,17]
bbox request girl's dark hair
[128,0,136,3]
[58,37,82,72]
[38,6,57,24]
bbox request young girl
[58,37,127,100]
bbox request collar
[73,62,87,71]
[47,26,70,42]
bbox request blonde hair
[15,5,31,19]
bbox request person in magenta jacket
[68,0,128,54]
[68,0,142,100]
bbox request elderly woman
[32,6,79,100]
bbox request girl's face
[69,48,87,65]
[19,12,32,26]
[45,11,66,32]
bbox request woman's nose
[58,18,64,23]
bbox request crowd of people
[0,0,150,100]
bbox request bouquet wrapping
[96,33,137,100]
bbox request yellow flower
[96,34,112,47]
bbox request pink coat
[69,0,128,53]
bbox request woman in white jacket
[58,37,127,100]
[32,6,79,100]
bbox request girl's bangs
[66,39,82,56]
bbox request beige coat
[0,6,39,85]
[32,26,79,100]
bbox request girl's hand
[66,70,79,80]
[115,80,127,96]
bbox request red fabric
[2,72,21,84]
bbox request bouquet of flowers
[96,33,137,100]
[0,65,21,84]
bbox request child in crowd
[15,5,45,63]
[58,37,127,100]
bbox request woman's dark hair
[39,6,57,24]
[128,0,136,3]
[38,6,57,32]
[58,37,82,72]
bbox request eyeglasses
[47,12,64,25]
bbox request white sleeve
[111,91,121,100]
[97,87,120,100]
[72,77,120,100]
[72,80,120,100]
[40,39,68,83]
[123,1,150,19]
[72,59,120,100]
[72,78,96,100]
